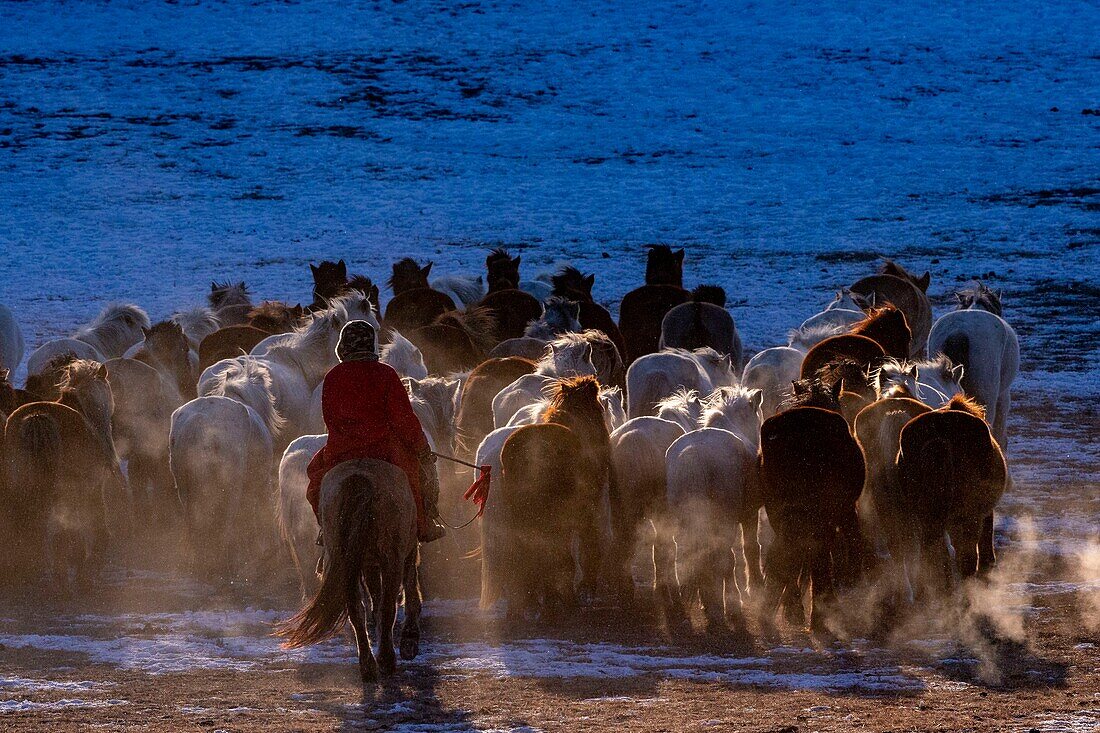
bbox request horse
[104,358,176,530]
[0,304,25,373]
[169,394,275,581]
[277,459,422,683]
[895,395,1007,594]
[664,387,762,631]
[490,339,597,428]
[654,388,706,432]
[625,347,735,419]
[431,273,485,310]
[496,376,609,622]
[131,321,195,405]
[741,347,803,419]
[850,261,931,358]
[954,280,1003,316]
[788,323,846,353]
[309,260,348,309]
[379,330,428,380]
[170,306,221,352]
[209,281,253,326]
[24,353,79,402]
[454,357,537,460]
[523,297,581,340]
[383,288,458,334]
[277,434,326,599]
[27,304,151,376]
[389,257,434,295]
[659,286,743,370]
[486,248,522,292]
[759,377,865,634]
[2,361,125,588]
[477,288,544,343]
[247,301,306,335]
[489,337,547,361]
[546,331,624,389]
[549,266,628,358]
[799,307,907,382]
[874,355,964,407]
[197,325,270,374]
[408,306,496,375]
[645,244,685,287]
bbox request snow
[0,698,127,713]
[0,676,111,693]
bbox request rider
[306,319,446,544]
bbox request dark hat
[336,320,378,362]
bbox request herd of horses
[0,246,1022,682]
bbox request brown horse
[455,356,537,458]
[849,304,911,359]
[617,245,690,364]
[486,248,522,292]
[489,337,548,361]
[197,325,270,373]
[105,358,176,529]
[277,459,422,683]
[799,305,909,382]
[550,266,628,358]
[2,360,125,588]
[384,288,459,334]
[133,321,195,404]
[208,281,253,326]
[407,306,498,375]
[247,301,306,334]
[23,353,79,403]
[389,257,434,295]
[759,378,865,634]
[309,259,348,308]
[498,376,609,622]
[850,261,931,358]
[477,288,543,343]
[895,395,1006,594]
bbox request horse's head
[486,248,521,292]
[405,376,462,454]
[644,244,684,288]
[309,260,348,303]
[826,288,865,312]
[598,386,626,431]
[539,337,596,378]
[389,258,432,296]
[691,347,736,388]
[955,282,1002,316]
[542,297,581,333]
[59,359,116,453]
[209,281,251,310]
[550,266,595,302]
[691,285,726,308]
[851,304,911,358]
[702,386,763,443]
[886,354,965,406]
[656,388,705,432]
[879,259,930,293]
[781,375,843,413]
[248,301,305,334]
[545,374,604,432]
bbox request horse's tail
[918,436,955,527]
[940,332,970,393]
[278,474,374,648]
[15,413,62,503]
[683,301,711,352]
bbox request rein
[430,451,491,530]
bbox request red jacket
[306,359,429,530]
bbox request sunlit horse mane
[58,358,105,392]
[171,306,221,343]
[434,305,498,355]
[955,281,1003,316]
[542,375,604,428]
[779,375,842,413]
[788,322,844,351]
[206,358,286,437]
[945,393,986,419]
[701,385,761,430]
[74,303,150,356]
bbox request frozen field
[0,0,1097,729]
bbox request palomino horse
[278,459,422,683]
[495,376,609,623]
[895,395,1007,594]
[759,378,865,635]
[27,304,150,376]
[660,287,743,371]
[618,245,689,364]
[0,304,25,374]
[927,283,1018,574]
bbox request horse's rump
[198,325,269,373]
[384,288,457,334]
[477,289,543,343]
[800,334,886,381]
[618,285,690,364]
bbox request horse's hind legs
[347,574,380,684]
[976,512,996,577]
[375,568,401,676]
[739,515,764,598]
[399,550,422,661]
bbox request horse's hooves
[400,638,419,661]
[378,652,397,676]
[359,661,380,684]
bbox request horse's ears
[917,271,930,292]
[309,264,318,277]
[749,389,763,411]
[584,273,595,290]
[96,363,109,380]
[336,260,347,275]
[422,262,434,278]
[512,255,521,267]
[210,281,218,291]
[238,281,246,289]
[675,248,685,264]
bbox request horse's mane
[955,281,1002,315]
[59,358,105,391]
[779,376,841,413]
[654,387,701,413]
[76,303,150,339]
[486,247,513,264]
[267,292,374,358]
[525,297,580,339]
[666,346,724,367]
[550,266,593,299]
[850,304,903,336]
[788,322,845,349]
[208,358,285,436]
[691,285,726,308]
[814,358,871,397]
[248,300,295,321]
[702,385,759,423]
[171,306,220,338]
[945,393,985,419]
[543,374,604,428]
[434,305,497,354]
[209,281,251,309]
[388,258,425,291]
[147,319,187,341]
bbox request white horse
[654,388,706,432]
[523,297,581,340]
[27,304,150,375]
[741,346,803,418]
[874,355,964,407]
[625,347,735,419]
[431,274,485,310]
[277,433,327,599]
[786,323,845,354]
[169,395,274,580]
[927,292,1019,448]
[381,330,428,380]
[664,386,762,628]
[490,338,596,427]
[171,306,221,350]
[405,376,462,455]
[0,304,25,373]
[607,415,685,607]
[198,357,286,442]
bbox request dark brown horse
[849,304,911,359]
[799,305,909,381]
[618,244,690,364]
[759,378,865,634]
[498,376,610,622]
[309,259,348,308]
[407,306,498,375]
[197,324,270,374]
[389,257,434,295]
[550,266,627,359]
[133,321,195,404]
[486,248,522,292]
[895,395,1006,594]
[247,301,306,334]
[24,353,79,402]
[454,356,537,458]
[850,261,931,358]
[384,288,458,334]
[477,288,544,343]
